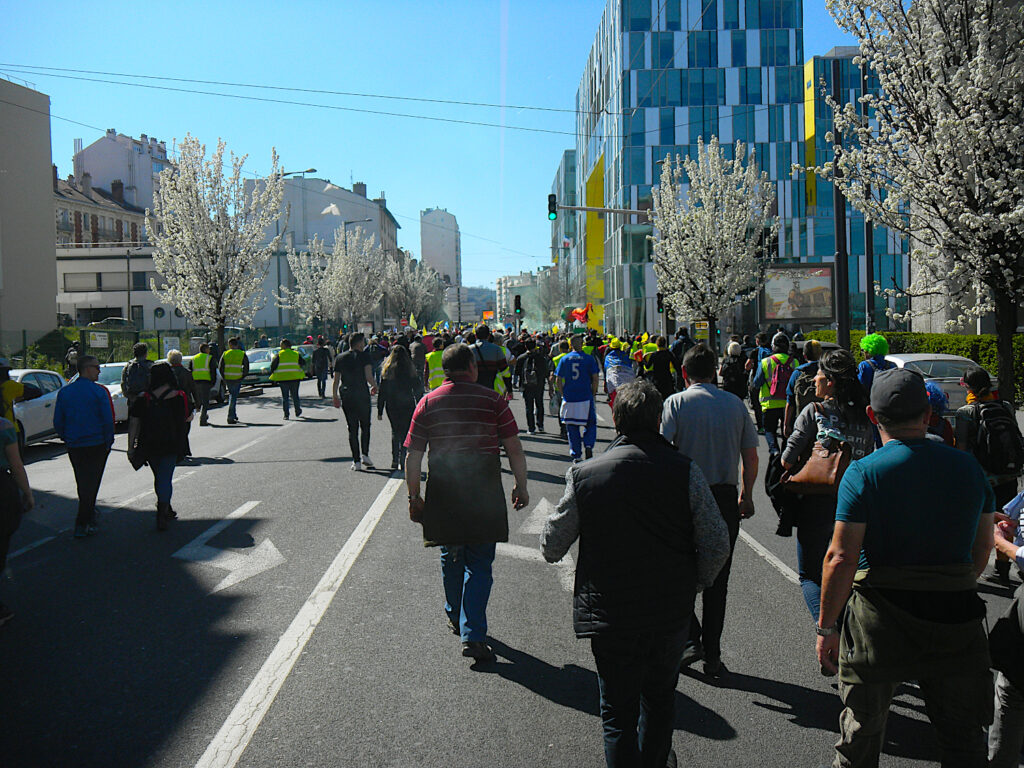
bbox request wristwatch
[815,624,838,637]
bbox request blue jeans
[149,454,177,504]
[279,379,301,416]
[795,499,836,621]
[440,542,496,642]
[566,399,596,458]
[591,627,689,768]
[226,380,242,421]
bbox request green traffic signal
[548,193,557,221]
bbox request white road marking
[738,529,799,585]
[222,422,294,459]
[194,476,404,768]
[497,542,575,592]
[518,497,555,535]
[173,501,285,593]
[7,534,57,560]
[595,411,607,423]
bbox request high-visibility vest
[191,352,212,381]
[270,348,304,381]
[222,348,245,381]
[494,346,511,396]
[426,349,445,390]
[758,353,793,410]
[582,345,594,356]
[642,343,658,371]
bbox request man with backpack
[745,333,772,435]
[857,333,896,393]
[956,367,1024,585]
[751,333,795,458]
[515,339,550,434]
[121,343,153,408]
[783,339,823,438]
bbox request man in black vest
[541,379,730,768]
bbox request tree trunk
[706,314,718,357]
[215,323,226,360]
[994,289,1018,406]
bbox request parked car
[10,369,66,449]
[180,355,227,403]
[884,353,999,414]
[243,347,311,387]
[86,317,136,330]
[93,362,131,423]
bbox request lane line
[194,476,404,768]
[222,422,294,459]
[7,534,57,560]
[738,529,799,585]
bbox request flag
[551,324,559,334]
[641,331,649,343]
[443,320,450,329]
[409,312,416,329]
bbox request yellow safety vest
[191,352,212,381]
[642,343,658,371]
[270,348,304,381]
[426,349,445,390]
[222,348,245,381]
[758,353,793,410]
[494,346,511,396]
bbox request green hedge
[806,330,1024,404]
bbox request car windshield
[904,359,990,380]
[98,364,126,385]
[247,349,273,364]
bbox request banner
[760,264,835,323]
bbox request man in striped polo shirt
[405,343,530,663]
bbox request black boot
[156,502,171,531]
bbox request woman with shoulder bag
[377,345,420,471]
[129,361,190,531]
[780,349,875,620]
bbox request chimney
[353,181,367,197]
[81,172,92,195]
[111,180,124,203]
[52,164,58,191]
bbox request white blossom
[274,234,338,334]
[386,253,446,326]
[810,0,1024,398]
[333,226,387,323]
[650,137,778,339]
[146,135,284,348]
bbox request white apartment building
[0,78,57,340]
[495,271,537,325]
[419,208,462,323]
[73,128,171,212]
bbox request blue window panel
[768,105,785,142]
[723,0,739,29]
[732,30,746,67]
[656,33,675,68]
[814,226,835,257]
[637,70,654,108]
[628,108,646,146]
[780,0,798,28]
[777,142,792,179]
[627,146,647,185]
[703,69,718,105]
[626,0,652,31]
[795,29,803,63]
[688,69,703,105]
[687,31,718,68]
[666,0,682,30]
[664,69,682,107]
[702,0,718,30]
[745,0,758,28]
[740,68,762,104]
[733,105,755,144]
[660,108,675,145]
[629,32,646,68]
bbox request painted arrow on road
[173,501,286,593]
[497,543,575,593]
[518,497,556,535]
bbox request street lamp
[274,168,316,331]
[125,244,145,327]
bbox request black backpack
[123,359,152,398]
[792,368,821,415]
[524,353,542,387]
[720,357,746,396]
[973,401,1024,476]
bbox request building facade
[419,208,462,323]
[0,78,58,342]
[576,0,804,335]
[550,151,582,307]
[73,128,171,213]
[495,271,538,327]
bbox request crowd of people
[3,320,1024,767]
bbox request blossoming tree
[274,235,338,337]
[147,135,285,351]
[819,0,1024,401]
[334,225,387,329]
[650,137,778,345]
[386,253,446,327]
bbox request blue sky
[2,1,854,289]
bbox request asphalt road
[1,380,1019,767]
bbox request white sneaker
[350,461,362,471]
[360,454,375,469]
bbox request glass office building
[577,0,805,334]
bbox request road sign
[162,337,180,357]
[173,501,285,593]
[88,331,109,348]
[694,321,709,340]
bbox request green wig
[859,333,889,356]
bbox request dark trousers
[688,485,740,663]
[795,497,836,621]
[194,380,212,423]
[592,626,689,768]
[386,404,414,465]
[279,379,301,416]
[342,395,371,461]
[67,444,109,526]
[523,384,545,431]
[749,386,763,429]
[315,369,329,398]
[0,471,23,575]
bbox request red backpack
[767,355,795,399]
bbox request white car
[180,355,227,403]
[884,353,999,415]
[10,368,66,449]
[94,362,131,423]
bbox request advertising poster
[761,264,835,323]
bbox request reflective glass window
[626,0,651,31]
[740,68,761,104]
[666,0,682,30]
[702,0,717,30]
[660,108,675,144]
[723,0,739,29]
[629,32,646,68]
[732,30,746,67]
[687,31,717,68]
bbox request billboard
[760,264,835,323]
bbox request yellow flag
[551,324,559,334]
[409,312,416,329]
[641,331,649,343]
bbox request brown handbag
[782,405,853,497]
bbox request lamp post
[125,244,145,327]
[275,168,316,331]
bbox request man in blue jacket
[54,355,115,538]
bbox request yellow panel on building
[584,155,605,330]
[804,59,817,210]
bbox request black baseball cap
[870,368,929,421]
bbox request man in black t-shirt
[332,332,378,471]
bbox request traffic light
[548,194,557,221]
[514,294,523,314]
[656,292,664,313]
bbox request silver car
[180,354,226,403]
[10,369,66,449]
[884,353,999,414]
